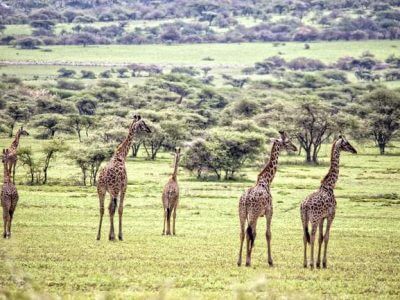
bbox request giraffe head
[275,131,298,152]
[175,147,181,160]
[336,135,357,154]
[131,115,151,134]
[17,126,30,136]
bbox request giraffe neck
[258,141,281,186]
[10,131,21,150]
[114,122,137,160]
[172,153,179,180]
[3,164,10,184]
[321,141,341,190]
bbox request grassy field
[1,40,400,88]
[0,135,399,299]
[1,41,399,65]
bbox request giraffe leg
[7,210,14,238]
[108,196,117,241]
[162,208,166,235]
[245,218,257,267]
[96,187,106,240]
[266,209,273,267]
[322,216,334,268]
[303,230,308,268]
[237,214,246,266]
[118,187,126,241]
[172,205,177,235]
[301,209,309,268]
[309,223,318,269]
[166,207,171,235]
[316,219,324,268]
[2,209,7,238]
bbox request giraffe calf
[162,147,181,236]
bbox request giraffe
[237,131,297,267]
[96,115,151,241]
[1,149,19,239]
[300,135,357,269]
[6,127,29,184]
[162,147,181,235]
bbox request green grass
[0,135,399,298]
[1,41,399,66]
[1,40,399,88]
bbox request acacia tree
[290,99,340,164]
[354,88,400,154]
[42,139,68,184]
[143,123,166,160]
[33,114,65,138]
[18,147,38,185]
[183,129,264,180]
[65,115,94,141]
[18,140,68,185]
[69,145,113,186]
[6,104,30,137]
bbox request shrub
[287,57,326,70]
[56,79,85,90]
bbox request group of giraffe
[1,127,29,238]
[237,131,357,269]
[95,115,181,240]
[1,116,357,269]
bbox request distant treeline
[1,0,400,46]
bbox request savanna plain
[0,136,399,299]
[1,9,400,298]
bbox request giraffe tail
[166,207,171,223]
[301,207,310,244]
[246,225,254,248]
[304,226,310,244]
[110,197,117,214]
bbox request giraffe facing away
[6,127,29,184]
[237,131,297,267]
[162,147,181,235]
[301,135,357,269]
[96,115,151,241]
[1,149,19,238]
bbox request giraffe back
[1,182,18,210]
[239,181,272,219]
[301,188,336,224]
[162,178,179,209]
